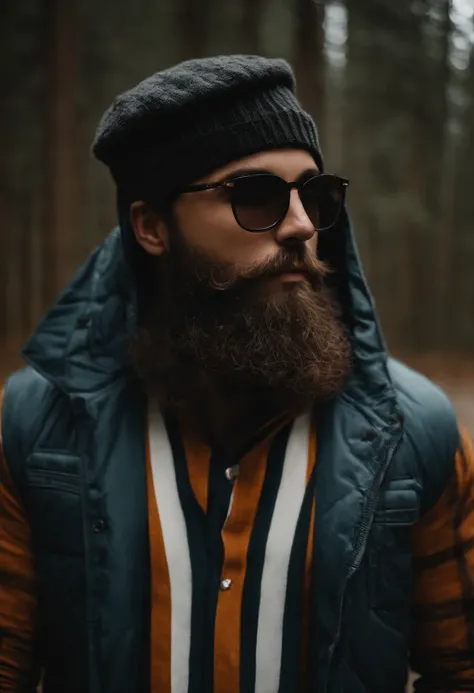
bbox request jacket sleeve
[0,388,38,691]
[411,425,474,691]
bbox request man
[0,55,473,693]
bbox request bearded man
[1,55,474,693]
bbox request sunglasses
[179,172,349,233]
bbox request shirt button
[220,578,232,591]
[225,465,239,481]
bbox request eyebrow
[222,166,320,182]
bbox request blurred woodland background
[0,0,473,428]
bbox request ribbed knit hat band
[93,55,323,203]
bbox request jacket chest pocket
[368,479,420,611]
[25,452,85,556]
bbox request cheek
[175,197,279,266]
[217,231,279,268]
[212,233,281,272]
[307,234,318,255]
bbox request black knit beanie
[93,55,323,206]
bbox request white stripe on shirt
[149,404,193,693]
[255,410,312,693]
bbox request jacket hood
[21,205,399,418]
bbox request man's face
[172,149,320,292]
[130,149,352,410]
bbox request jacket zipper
[323,429,404,693]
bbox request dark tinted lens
[300,175,345,231]
[232,174,289,231]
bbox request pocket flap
[26,452,82,493]
[27,451,81,475]
[374,480,420,526]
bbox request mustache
[244,250,329,280]
[207,249,331,291]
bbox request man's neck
[183,379,310,458]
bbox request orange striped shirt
[0,389,37,692]
[145,401,318,693]
[2,388,474,691]
[411,428,474,688]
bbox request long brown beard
[129,222,353,414]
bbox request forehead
[200,148,319,182]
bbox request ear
[130,201,169,256]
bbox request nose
[274,188,315,245]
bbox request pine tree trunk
[42,0,78,309]
[294,0,326,142]
[179,0,216,60]
[241,0,266,54]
